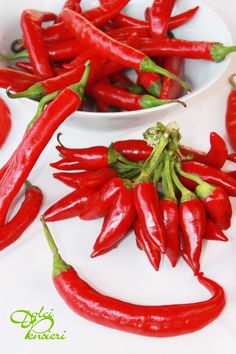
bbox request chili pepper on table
[0,181,43,251]
[176,163,232,230]
[91,182,136,257]
[61,9,190,91]
[0,98,11,148]
[204,219,228,242]
[171,162,206,274]
[21,10,54,78]
[149,0,176,39]
[160,56,185,99]
[112,139,153,162]
[134,218,161,271]
[44,188,95,222]
[225,74,236,151]
[0,64,90,226]
[0,68,40,92]
[53,168,117,190]
[41,218,226,337]
[181,161,236,197]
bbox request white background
[0,1,236,353]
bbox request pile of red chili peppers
[1,0,236,112]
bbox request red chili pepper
[47,39,85,61]
[42,219,226,337]
[79,177,124,220]
[62,49,97,70]
[0,98,11,148]
[0,68,40,92]
[56,0,81,23]
[0,64,90,226]
[44,188,95,222]
[180,132,228,169]
[171,162,206,274]
[227,170,236,179]
[112,139,153,162]
[205,219,228,242]
[138,71,162,97]
[61,9,190,91]
[87,82,184,111]
[107,26,149,41]
[96,99,111,112]
[0,182,43,251]
[21,10,54,78]
[136,38,236,62]
[160,56,185,99]
[149,0,176,38]
[225,74,236,151]
[91,184,136,257]
[15,61,34,74]
[181,161,236,197]
[53,168,117,189]
[134,218,161,271]
[227,153,236,162]
[176,163,232,230]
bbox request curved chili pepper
[0,64,90,226]
[136,38,236,62]
[171,162,206,274]
[180,132,228,169]
[0,182,43,251]
[53,168,117,190]
[205,219,228,242]
[0,68,40,92]
[62,49,97,70]
[87,82,184,111]
[42,218,226,337]
[181,161,236,197]
[61,9,190,91]
[112,139,153,162]
[134,218,161,271]
[149,0,176,39]
[56,0,81,23]
[0,98,11,148]
[44,189,95,222]
[79,177,124,220]
[225,74,236,151]
[160,56,185,99]
[91,184,136,257]
[21,10,54,78]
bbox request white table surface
[1,1,236,353]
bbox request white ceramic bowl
[0,0,233,128]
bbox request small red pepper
[0,98,11,148]
[225,74,236,151]
[44,189,95,222]
[91,183,136,257]
[41,218,226,338]
[112,139,153,162]
[204,219,228,242]
[134,218,161,271]
[160,56,185,99]
[149,0,176,39]
[53,168,117,190]
[0,181,43,251]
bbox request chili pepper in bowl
[0,68,40,92]
[225,74,236,151]
[0,98,11,148]
[160,56,185,99]
[41,217,226,337]
[149,0,176,39]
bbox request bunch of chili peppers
[1,0,236,112]
[45,121,233,274]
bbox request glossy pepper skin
[112,139,153,162]
[160,200,179,267]
[0,65,90,226]
[56,0,81,23]
[181,161,236,197]
[134,219,161,271]
[79,177,124,220]
[44,189,95,222]
[134,181,166,253]
[0,68,40,92]
[42,219,226,337]
[0,98,11,148]
[53,168,117,190]
[21,10,54,79]
[149,0,176,39]
[91,185,136,256]
[205,219,228,242]
[160,56,184,99]
[226,74,236,151]
[0,183,43,251]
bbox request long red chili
[0,68,40,92]
[160,56,185,99]
[205,219,228,242]
[0,64,90,226]
[56,0,81,23]
[225,74,236,151]
[61,9,190,91]
[0,182,43,251]
[0,98,11,148]
[42,218,226,337]
[44,188,95,222]
[53,168,117,190]
[91,184,136,257]
[149,0,176,39]
[21,10,54,78]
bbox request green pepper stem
[162,158,177,202]
[69,60,91,98]
[211,43,236,62]
[6,82,46,100]
[153,161,164,186]
[175,162,205,186]
[40,216,71,278]
[170,162,195,202]
[229,74,236,88]
[148,81,162,97]
[140,95,186,109]
[0,49,29,60]
[11,38,24,53]
[140,56,190,92]
[24,180,32,189]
